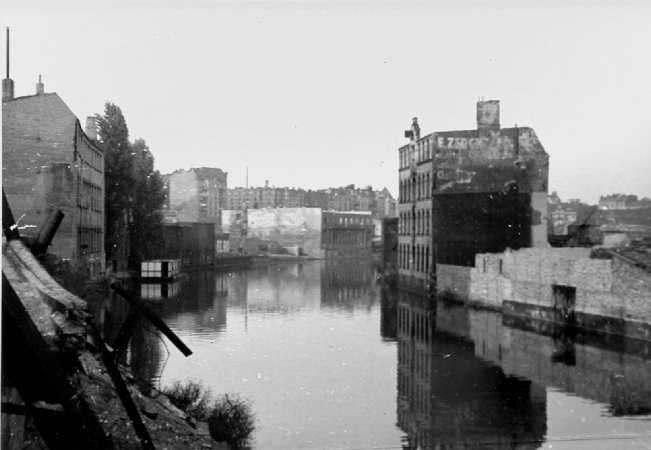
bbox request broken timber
[1,191,208,449]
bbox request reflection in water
[398,292,651,449]
[88,261,651,449]
[380,286,398,342]
[320,258,376,310]
[397,292,546,449]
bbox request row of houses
[224,182,397,219]
[161,169,398,225]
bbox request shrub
[208,394,255,449]
[163,380,212,422]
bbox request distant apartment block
[225,183,397,218]
[599,194,651,210]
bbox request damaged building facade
[163,167,228,225]
[398,100,549,293]
[2,75,105,277]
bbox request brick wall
[612,258,651,324]
[467,247,651,331]
[3,93,105,276]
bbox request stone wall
[468,247,651,336]
[613,258,651,325]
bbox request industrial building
[398,100,549,293]
[2,68,105,277]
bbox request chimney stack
[85,116,97,140]
[477,99,500,132]
[404,117,420,141]
[36,74,44,95]
[2,27,14,102]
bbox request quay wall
[467,247,651,340]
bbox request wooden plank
[2,274,112,449]
[2,190,20,241]
[111,283,192,357]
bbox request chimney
[2,27,14,102]
[36,74,44,95]
[404,117,420,141]
[85,116,97,140]
[477,99,500,132]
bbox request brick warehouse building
[2,76,105,277]
[398,100,549,293]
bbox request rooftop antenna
[5,27,9,79]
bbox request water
[97,259,651,449]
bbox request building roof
[3,91,102,154]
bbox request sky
[3,0,651,203]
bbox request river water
[98,259,651,449]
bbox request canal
[96,259,651,449]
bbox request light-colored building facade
[165,167,227,224]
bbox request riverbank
[1,238,226,449]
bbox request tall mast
[6,27,9,79]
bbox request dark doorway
[552,285,576,325]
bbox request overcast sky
[4,1,651,203]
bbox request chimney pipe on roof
[85,116,97,141]
[36,74,44,95]
[2,27,14,102]
[477,99,500,133]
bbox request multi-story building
[599,194,651,210]
[165,167,227,224]
[2,74,105,277]
[398,100,549,294]
[397,117,434,293]
[320,211,374,258]
[225,184,397,218]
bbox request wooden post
[110,283,192,357]
[32,210,64,255]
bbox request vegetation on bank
[39,253,110,299]
[163,380,255,449]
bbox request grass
[208,394,255,449]
[163,381,256,448]
[163,380,212,422]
